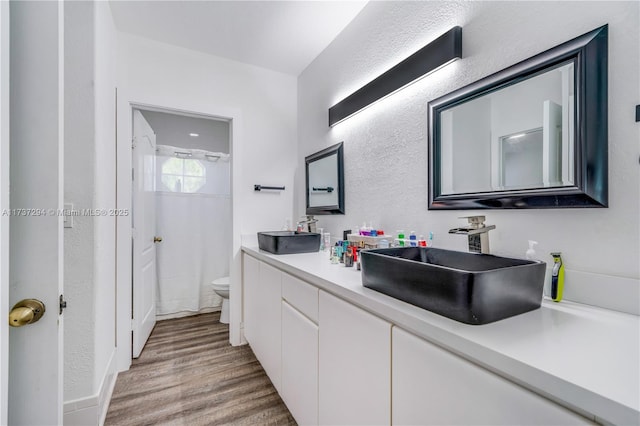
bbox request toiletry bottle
[397,230,405,247]
[344,247,354,267]
[409,231,417,247]
[330,246,339,264]
[418,235,426,247]
[526,240,538,260]
[318,228,324,251]
[550,252,565,302]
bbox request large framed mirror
[428,25,608,209]
[306,142,345,215]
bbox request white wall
[64,1,95,401]
[116,32,297,370]
[92,2,118,423]
[298,1,639,313]
[63,2,118,424]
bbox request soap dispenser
[526,240,538,260]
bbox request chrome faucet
[448,215,495,254]
[296,215,318,233]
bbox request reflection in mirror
[429,25,608,209]
[440,62,574,195]
[306,142,345,215]
[308,154,339,208]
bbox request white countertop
[242,246,640,425]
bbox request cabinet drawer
[282,272,318,323]
[392,327,592,425]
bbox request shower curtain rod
[155,149,223,160]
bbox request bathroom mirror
[306,142,345,215]
[428,25,608,209]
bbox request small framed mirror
[428,25,608,209]
[305,142,345,215]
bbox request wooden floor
[105,313,296,426]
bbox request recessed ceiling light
[189,133,199,137]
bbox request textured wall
[64,0,96,401]
[93,0,118,401]
[297,1,639,308]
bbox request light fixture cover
[329,26,462,127]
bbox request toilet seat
[212,276,230,323]
[212,276,230,287]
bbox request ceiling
[109,1,368,76]
[140,110,230,153]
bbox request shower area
[141,110,231,320]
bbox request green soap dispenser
[550,252,565,302]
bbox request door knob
[153,236,163,243]
[9,299,46,327]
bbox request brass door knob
[9,299,45,327]
[153,236,163,243]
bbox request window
[160,157,206,193]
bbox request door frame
[0,0,9,422]
[116,99,243,371]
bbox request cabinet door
[242,256,282,392]
[282,301,318,426]
[319,290,391,425]
[392,327,592,425]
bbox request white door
[5,1,64,424]
[0,1,9,423]
[132,109,157,358]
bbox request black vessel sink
[360,247,546,325]
[258,231,321,255]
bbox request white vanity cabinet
[242,251,599,426]
[318,290,391,425]
[281,273,319,426]
[392,327,592,425]
[242,255,282,392]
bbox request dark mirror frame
[305,142,345,215]
[428,25,608,210]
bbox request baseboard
[64,348,118,426]
[156,306,221,321]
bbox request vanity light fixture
[328,26,462,127]
[189,133,199,137]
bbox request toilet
[212,276,230,324]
